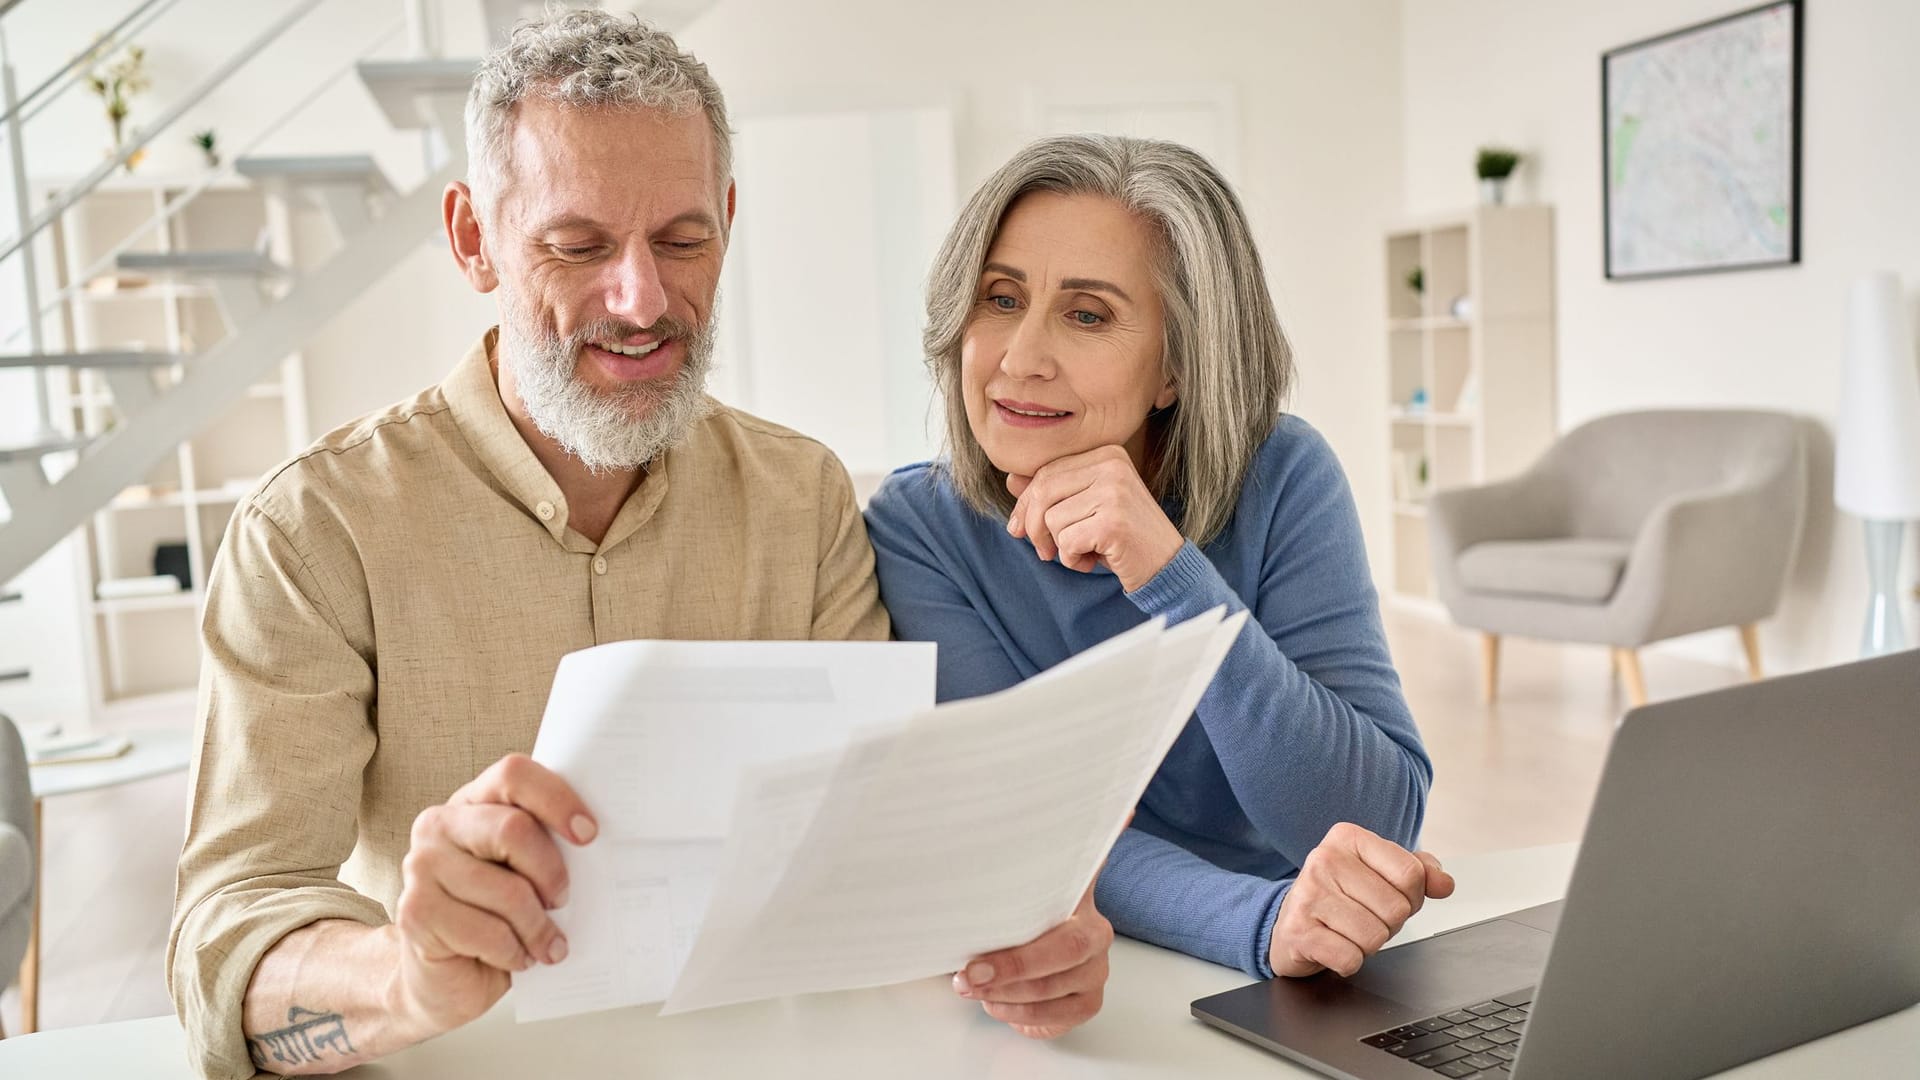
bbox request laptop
[1191,648,1920,1080]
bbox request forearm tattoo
[246,1006,356,1070]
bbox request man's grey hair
[465,7,733,217]
[923,133,1294,547]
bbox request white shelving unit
[1382,206,1557,610]
[39,175,312,709]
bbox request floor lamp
[1835,271,1920,657]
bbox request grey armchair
[0,712,32,1039]
[1428,410,1807,705]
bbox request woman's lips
[993,399,1073,428]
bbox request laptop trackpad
[1346,918,1553,1011]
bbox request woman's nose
[998,314,1055,380]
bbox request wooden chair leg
[1614,647,1648,707]
[1479,632,1501,704]
[1738,624,1764,681]
[16,799,39,1035]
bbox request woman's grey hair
[465,7,733,218]
[924,134,1293,547]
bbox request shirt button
[592,556,608,575]
[535,501,556,521]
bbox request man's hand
[387,753,597,1037]
[952,886,1114,1039]
[1270,822,1455,979]
[1006,445,1185,593]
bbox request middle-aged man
[167,11,1112,1078]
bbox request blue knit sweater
[863,416,1431,976]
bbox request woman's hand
[1006,445,1185,593]
[952,886,1113,1039]
[1270,822,1455,979]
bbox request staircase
[0,14,478,588]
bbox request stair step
[117,250,285,279]
[236,154,393,194]
[0,436,87,464]
[357,58,476,131]
[0,350,186,370]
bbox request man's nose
[605,247,670,328]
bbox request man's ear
[444,181,499,293]
[724,179,737,233]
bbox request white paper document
[513,639,936,1022]
[513,610,1246,1022]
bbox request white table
[1,842,1914,1077]
[15,727,195,1034]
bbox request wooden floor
[0,611,1748,1035]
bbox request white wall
[1401,0,1920,672]
[682,0,1407,574]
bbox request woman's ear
[1153,381,1179,411]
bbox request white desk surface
[27,727,194,800]
[2,842,1914,1078]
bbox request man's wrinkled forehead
[493,99,727,226]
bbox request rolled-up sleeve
[167,498,389,1080]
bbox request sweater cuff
[1125,541,1234,618]
[1252,877,1294,979]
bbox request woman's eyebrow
[982,261,1027,281]
[1059,277,1132,303]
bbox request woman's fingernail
[548,935,569,964]
[966,961,995,986]
[553,885,569,909]
[571,815,597,843]
[952,972,972,996]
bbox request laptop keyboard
[1359,986,1533,1078]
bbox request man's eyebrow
[527,210,723,235]
[981,262,1026,282]
[527,213,609,235]
[1059,277,1133,303]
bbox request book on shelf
[27,732,133,766]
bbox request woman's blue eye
[991,295,1018,311]
[1072,310,1104,326]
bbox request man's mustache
[566,315,699,349]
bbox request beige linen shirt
[168,330,889,1078]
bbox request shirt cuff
[1252,877,1294,979]
[172,887,390,1080]
[1124,541,1236,618]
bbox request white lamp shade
[1835,272,1920,520]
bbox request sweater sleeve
[1097,818,1293,977]
[1125,432,1432,868]
[865,472,1030,701]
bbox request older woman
[865,135,1452,1028]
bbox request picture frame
[1602,1,1803,280]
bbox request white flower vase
[1479,177,1508,206]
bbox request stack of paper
[516,609,1246,1022]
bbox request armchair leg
[1479,633,1501,704]
[1738,624,1764,680]
[1614,648,1648,708]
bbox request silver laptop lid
[1514,648,1920,1080]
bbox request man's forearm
[240,920,425,1074]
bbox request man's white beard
[498,288,718,474]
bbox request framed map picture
[1603,1,1802,280]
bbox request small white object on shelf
[28,732,133,766]
[96,575,184,600]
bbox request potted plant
[192,129,219,168]
[1476,146,1521,206]
[84,41,151,171]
